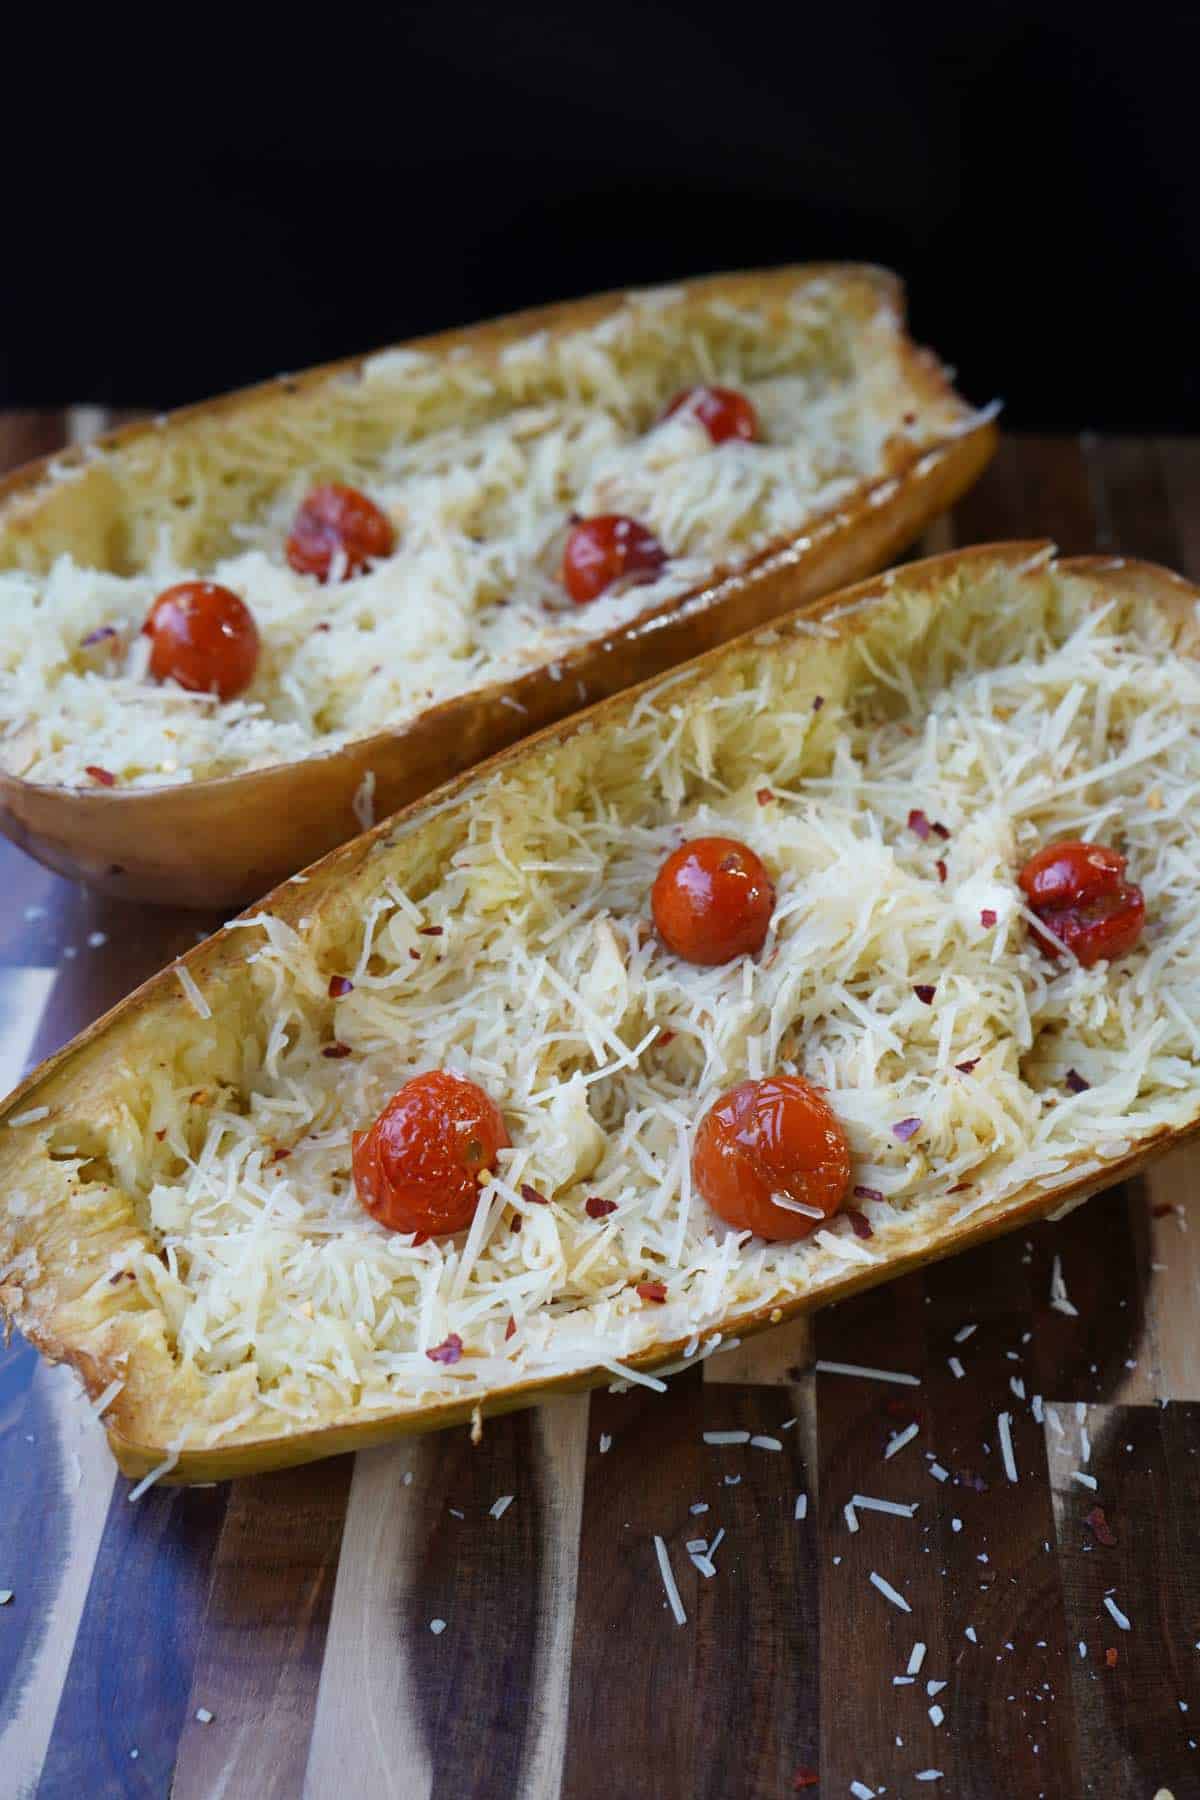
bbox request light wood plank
[702,1313,812,1386]
[1141,1150,1200,1401]
[304,1439,437,1800]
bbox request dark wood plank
[951,433,1095,557]
[562,1372,703,1800]
[1160,435,1200,580]
[171,1457,355,1800]
[1081,433,1180,567]
[689,1383,816,1798]
[1052,1403,1200,1798]
[1028,1185,1154,1408]
[813,1275,948,1795]
[921,1233,1081,1799]
[36,1478,228,1799]
[0,410,66,475]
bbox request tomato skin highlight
[285,482,396,582]
[561,515,666,604]
[352,1071,510,1237]
[692,1075,851,1241]
[661,384,759,444]
[142,582,259,700]
[1018,840,1145,967]
[651,836,775,965]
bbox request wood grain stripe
[813,1274,946,1795]
[171,1456,355,1800]
[305,1397,586,1800]
[1048,1402,1200,1798]
[1027,1186,1155,1408]
[562,1370,704,1798]
[0,1362,118,1800]
[921,1236,1080,1798]
[36,1478,227,1799]
[690,1383,818,1797]
[1141,1148,1200,1401]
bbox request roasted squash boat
[0,265,993,906]
[1,543,1198,1483]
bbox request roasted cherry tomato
[561,514,666,604]
[353,1070,510,1237]
[285,482,396,582]
[661,384,760,444]
[1018,840,1145,967]
[651,836,775,965]
[692,1075,851,1241]
[142,582,259,700]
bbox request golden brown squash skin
[1,541,1198,1483]
[0,266,994,907]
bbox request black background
[3,5,1197,429]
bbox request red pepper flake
[1152,1202,1178,1219]
[520,1184,549,1207]
[327,975,354,998]
[409,949,420,960]
[658,1030,675,1047]
[154,1128,166,1141]
[322,1043,353,1059]
[85,765,117,787]
[505,1315,517,1341]
[955,1467,991,1493]
[812,695,825,712]
[426,1333,463,1365]
[853,1184,884,1203]
[846,1209,874,1240]
[81,625,117,647]
[908,808,932,840]
[793,1771,819,1792]
[913,983,936,1005]
[1065,1069,1090,1094]
[510,1214,522,1233]
[892,1116,921,1142]
[1105,1646,1119,1668]
[756,787,774,805]
[1085,1505,1117,1546]
[636,1281,668,1303]
[270,1147,291,1163]
[932,821,950,840]
[418,925,444,936]
[955,1058,980,1075]
[586,1196,618,1219]
[980,908,998,928]
[936,859,947,883]
[947,1181,972,1193]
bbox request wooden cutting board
[0,415,1198,1800]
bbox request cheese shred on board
[0,281,973,788]
[2,551,1199,1452]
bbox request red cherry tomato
[692,1075,851,1241]
[661,384,760,445]
[1018,840,1146,967]
[651,836,775,965]
[285,483,396,582]
[561,515,667,605]
[352,1070,510,1237]
[142,582,259,700]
